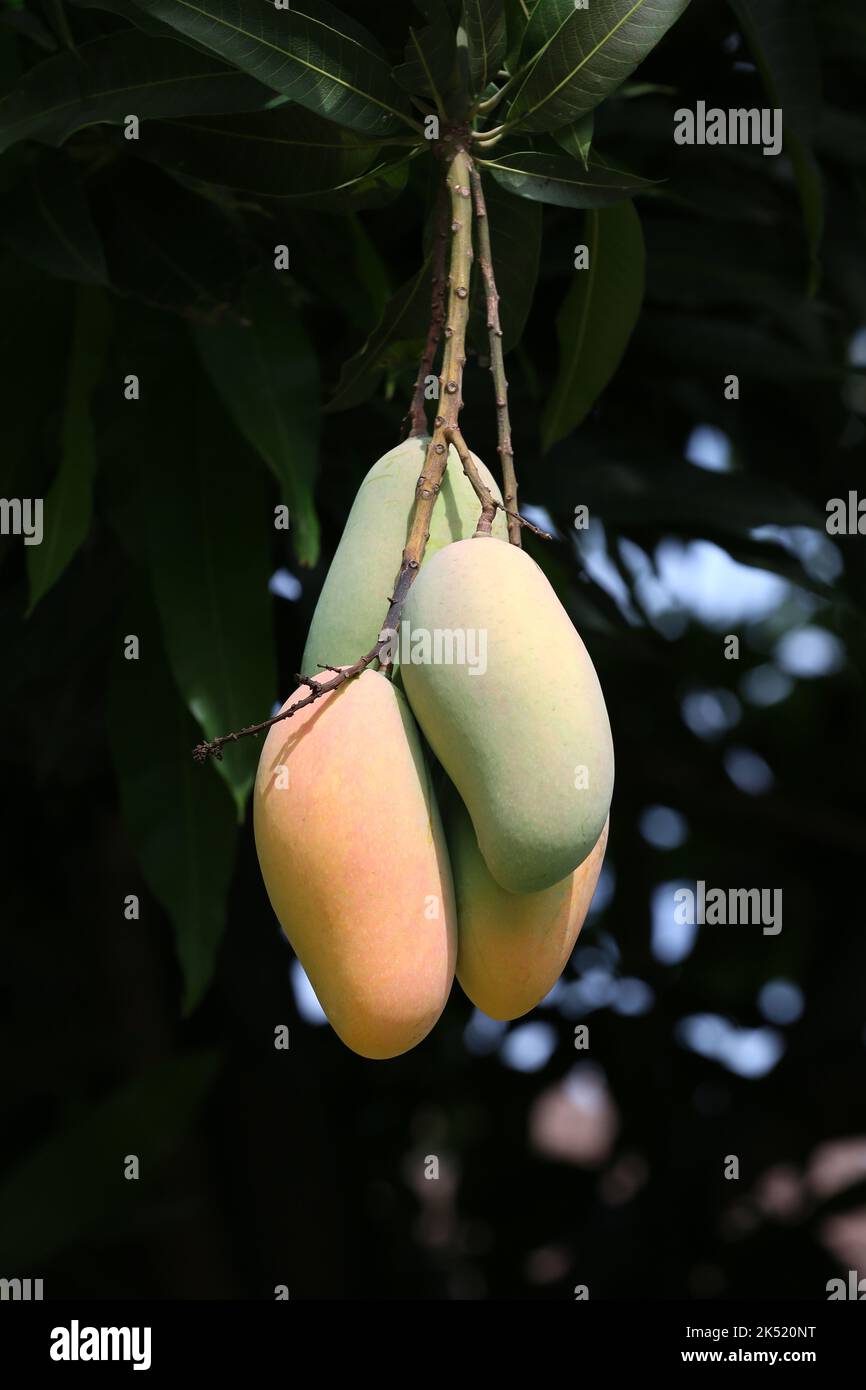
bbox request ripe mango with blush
[253,670,456,1059]
[450,796,609,1020]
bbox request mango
[400,538,614,893]
[253,670,457,1059]
[301,437,507,677]
[450,796,609,1020]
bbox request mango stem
[469,164,521,548]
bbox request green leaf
[542,200,644,450]
[508,0,691,133]
[520,0,579,58]
[326,255,433,413]
[553,110,593,167]
[141,102,381,197]
[728,0,823,293]
[503,0,532,70]
[133,353,278,816]
[69,0,220,49]
[134,0,418,136]
[26,285,112,612]
[109,595,238,1011]
[463,0,506,97]
[0,1050,222,1265]
[395,1,458,113]
[193,271,320,567]
[480,145,655,207]
[470,173,541,354]
[0,148,107,285]
[728,0,819,142]
[0,29,272,155]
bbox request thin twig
[446,425,496,535]
[447,424,552,539]
[403,179,449,440]
[469,163,521,548]
[193,648,380,762]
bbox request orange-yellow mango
[450,798,609,1020]
[253,670,456,1059]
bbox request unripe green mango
[450,795,608,1020]
[253,670,457,1060]
[401,538,614,893]
[301,437,506,677]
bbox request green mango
[301,437,507,677]
[450,794,608,1020]
[401,538,614,893]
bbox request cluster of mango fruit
[254,440,615,1059]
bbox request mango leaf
[140,103,381,197]
[193,272,320,567]
[69,0,219,48]
[728,0,823,294]
[130,348,277,816]
[553,110,593,167]
[519,0,579,59]
[109,594,238,1012]
[0,29,273,155]
[0,1050,222,1265]
[728,0,819,142]
[134,0,418,136]
[480,146,655,207]
[0,149,107,285]
[326,254,433,413]
[463,0,506,98]
[503,0,531,70]
[26,285,112,612]
[395,0,458,112]
[469,172,541,355]
[542,200,644,450]
[507,0,691,133]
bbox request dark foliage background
[1,0,865,1300]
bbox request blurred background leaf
[108,593,238,1011]
[193,270,321,567]
[542,200,645,450]
[26,283,111,612]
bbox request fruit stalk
[469,164,521,548]
[404,180,449,440]
[379,143,475,671]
